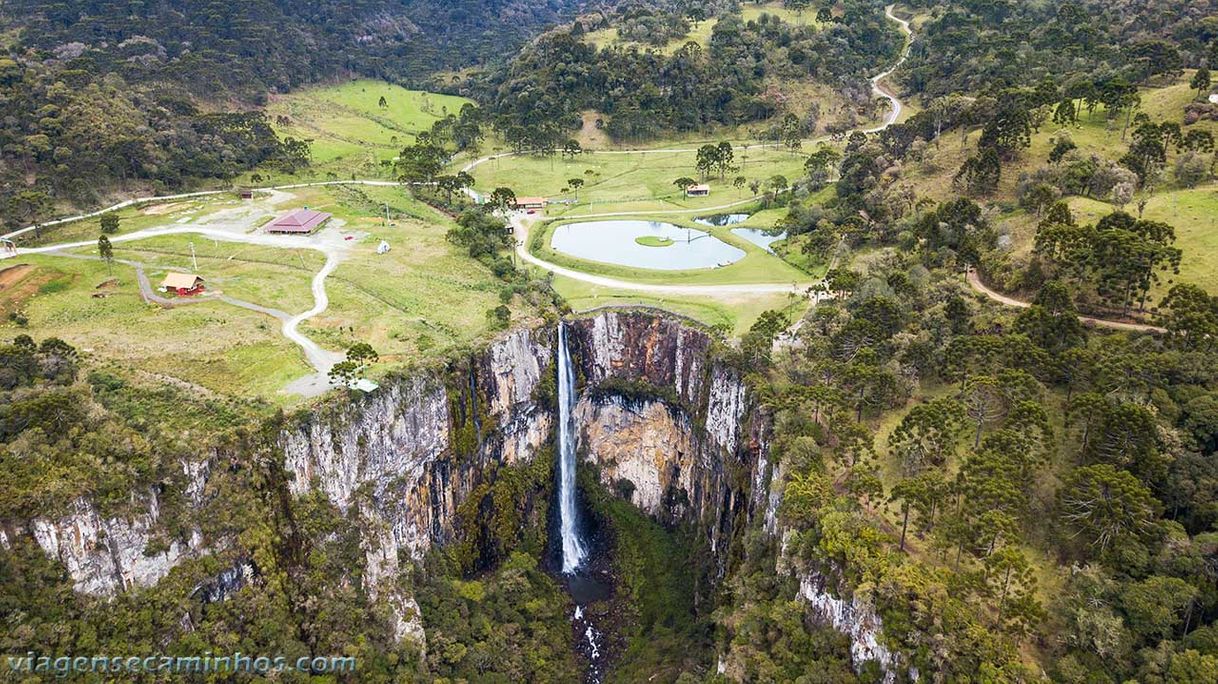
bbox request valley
[2,0,1218,682]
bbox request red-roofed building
[267,209,332,234]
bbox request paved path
[965,269,1166,333]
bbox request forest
[0,0,584,226]
[900,0,1217,98]
[486,0,902,146]
[2,0,1218,681]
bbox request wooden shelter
[161,272,205,296]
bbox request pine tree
[1191,67,1211,97]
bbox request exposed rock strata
[10,311,907,679]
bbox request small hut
[511,197,547,210]
[161,273,205,296]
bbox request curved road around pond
[0,6,943,385]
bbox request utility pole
[384,202,390,226]
[189,241,198,271]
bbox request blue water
[551,220,745,270]
[694,213,751,227]
[731,228,788,254]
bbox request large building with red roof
[267,209,332,234]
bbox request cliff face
[8,310,903,680]
[280,325,554,641]
[1,458,212,596]
[567,311,903,680]
[566,313,769,574]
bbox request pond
[550,220,745,270]
[731,228,788,254]
[694,213,751,227]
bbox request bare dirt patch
[578,111,611,150]
[0,263,32,291]
[0,263,58,316]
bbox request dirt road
[8,191,352,395]
[965,269,1166,333]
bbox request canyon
[5,310,906,680]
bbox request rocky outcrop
[192,558,256,604]
[567,311,904,680]
[279,326,554,642]
[7,458,212,596]
[798,572,903,678]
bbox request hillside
[2,1,1218,683]
[0,0,585,225]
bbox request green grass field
[550,274,808,336]
[289,185,537,366]
[0,255,313,403]
[1064,184,1218,294]
[100,234,326,314]
[469,145,810,216]
[261,80,474,182]
[2,184,537,403]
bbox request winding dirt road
[0,5,919,383]
[864,6,914,133]
[965,269,1166,333]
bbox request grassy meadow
[901,75,1218,295]
[261,80,473,182]
[0,255,313,402]
[468,145,811,216]
[290,185,538,366]
[1,184,536,403]
[1065,186,1218,295]
[550,274,809,337]
[101,235,326,313]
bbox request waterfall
[557,322,588,574]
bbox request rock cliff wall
[7,310,905,680]
[566,312,770,575]
[1,458,212,596]
[567,311,905,680]
[279,325,554,641]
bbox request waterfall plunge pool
[550,220,745,270]
[556,321,614,682]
